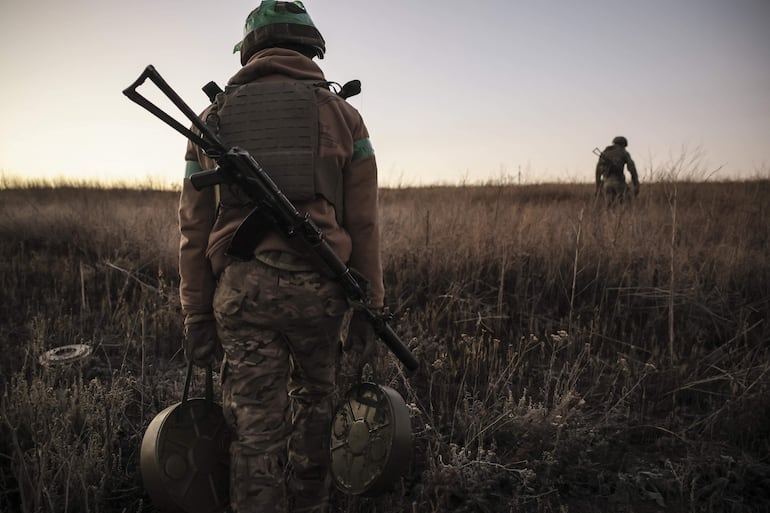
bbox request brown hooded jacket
[178,48,383,317]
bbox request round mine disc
[140,399,231,513]
[330,382,412,496]
[39,344,93,366]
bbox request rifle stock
[124,65,418,372]
[593,147,608,161]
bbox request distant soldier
[595,136,640,206]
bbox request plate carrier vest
[207,80,343,222]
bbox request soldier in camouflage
[177,2,383,512]
[595,136,640,207]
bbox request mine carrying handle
[123,65,419,373]
[181,359,214,405]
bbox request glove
[634,184,640,196]
[183,314,223,368]
[341,309,378,381]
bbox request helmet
[234,1,326,65]
[612,136,628,147]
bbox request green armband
[352,138,374,162]
[185,160,203,179]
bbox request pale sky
[1,0,769,187]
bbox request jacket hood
[228,48,325,85]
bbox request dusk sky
[1,0,768,187]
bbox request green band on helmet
[234,1,317,53]
[352,138,374,162]
[185,160,203,179]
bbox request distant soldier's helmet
[612,136,628,147]
[233,1,326,65]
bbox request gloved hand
[183,314,223,368]
[341,309,378,381]
[634,184,640,196]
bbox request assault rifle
[593,147,621,194]
[123,65,418,372]
[592,147,606,194]
[593,146,620,170]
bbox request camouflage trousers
[213,258,349,513]
[600,175,628,207]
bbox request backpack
[598,145,625,178]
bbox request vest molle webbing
[209,81,343,222]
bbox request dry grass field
[0,179,768,512]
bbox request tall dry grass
[0,179,768,512]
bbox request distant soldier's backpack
[598,145,625,178]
